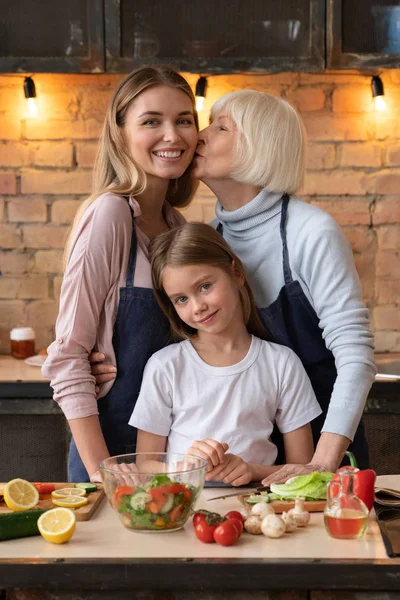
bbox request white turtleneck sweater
[213,189,377,441]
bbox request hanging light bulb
[371,75,386,111]
[24,77,39,118]
[195,76,208,112]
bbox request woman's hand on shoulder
[88,352,117,393]
[261,461,327,486]
[207,454,253,487]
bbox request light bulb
[27,97,39,118]
[374,95,386,111]
[196,96,205,112]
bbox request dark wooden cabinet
[0,0,104,73]
[105,0,325,73]
[327,0,400,68]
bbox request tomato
[183,488,192,502]
[194,520,218,543]
[32,483,56,494]
[213,520,240,546]
[112,485,135,508]
[193,512,208,527]
[228,518,244,536]
[170,504,184,522]
[225,510,245,524]
[150,484,185,498]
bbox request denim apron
[218,194,369,469]
[68,206,171,481]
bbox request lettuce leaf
[269,472,334,500]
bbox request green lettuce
[269,472,334,500]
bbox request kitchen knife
[207,485,269,502]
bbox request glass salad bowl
[100,452,207,533]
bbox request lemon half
[52,496,88,509]
[4,478,39,511]
[38,507,76,544]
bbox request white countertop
[1,476,399,562]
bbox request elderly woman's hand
[88,352,117,393]
[261,462,328,486]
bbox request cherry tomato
[194,520,218,543]
[213,520,240,546]
[225,510,245,524]
[112,485,135,509]
[228,517,244,536]
[32,483,56,494]
[192,512,208,527]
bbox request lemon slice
[52,488,86,499]
[4,478,39,511]
[52,496,88,509]
[38,507,76,544]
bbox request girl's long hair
[64,65,199,266]
[150,222,272,342]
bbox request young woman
[193,90,376,479]
[42,66,199,483]
[129,223,322,485]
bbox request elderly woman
[192,90,376,481]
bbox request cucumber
[75,482,97,493]
[159,493,174,514]
[130,492,152,511]
[0,509,50,541]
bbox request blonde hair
[211,90,306,193]
[150,222,272,342]
[64,65,199,265]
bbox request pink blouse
[42,193,185,420]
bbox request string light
[24,77,39,118]
[195,76,208,112]
[371,75,386,111]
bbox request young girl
[129,223,322,486]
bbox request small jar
[10,327,36,359]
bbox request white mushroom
[244,515,262,535]
[240,506,250,519]
[251,502,275,519]
[281,511,297,532]
[288,497,310,527]
[261,514,286,538]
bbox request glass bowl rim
[99,451,208,475]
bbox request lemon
[52,496,88,509]
[38,507,76,544]
[52,488,86,499]
[4,478,39,511]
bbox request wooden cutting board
[238,495,326,513]
[0,483,105,521]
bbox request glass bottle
[324,467,369,539]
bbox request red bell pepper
[333,451,376,512]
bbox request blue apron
[68,206,171,482]
[218,194,369,469]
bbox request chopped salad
[113,475,199,531]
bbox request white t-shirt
[129,336,322,465]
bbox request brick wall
[0,71,399,353]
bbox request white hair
[211,90,306,194]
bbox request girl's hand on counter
[261,462,328,486]
[88,352,117,393]
[207,453,253,487]
[187,439,229,472]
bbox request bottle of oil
[324,468,369,539]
